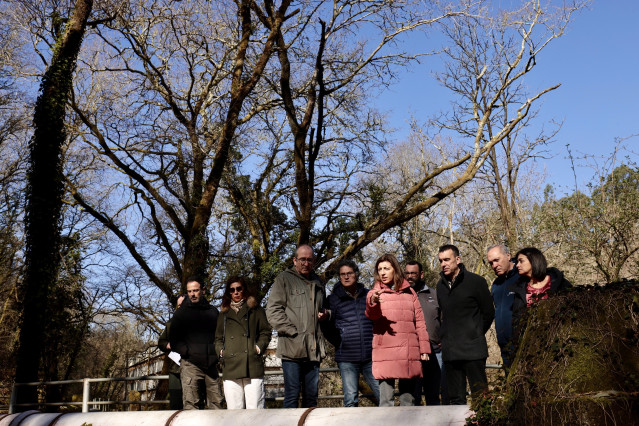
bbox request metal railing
[9,364,502,413]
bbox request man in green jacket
[266,245,328,408]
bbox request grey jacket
[266,266,327,361]
[415,281,442,352]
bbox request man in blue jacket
[486,244,518,371]
[326,259,379,406]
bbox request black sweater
[169,297,220,373]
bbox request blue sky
[377,0,639,193]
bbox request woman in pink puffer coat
[366,253,430,406]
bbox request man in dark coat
[486,244,519,370]
[406,260,448,405]
[436,245,495,405]
[169,277,222,409]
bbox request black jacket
[509,267,572,339]
[436,264,495,362]
[169,297,220,374]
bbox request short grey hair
[487,244,510,255]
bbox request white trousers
[223,377,265,409]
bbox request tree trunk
[15,0,93,410]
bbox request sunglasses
[230,287,243,293]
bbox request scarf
[230,299,245,313]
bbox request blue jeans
[338,361,380,407]
[281,360,319,408]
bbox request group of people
[158,242,571,410]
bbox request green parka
[214,296,272,380]
[265,267,327,361]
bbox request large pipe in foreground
[0,406,472,426]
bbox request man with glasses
[266,245,329,408]
[326,259,379,406]
[406,261,448,405]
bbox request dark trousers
[415,353,449,405]
[168,372,183,410]
[444,359,487,405]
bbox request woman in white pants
[215,276,272,409]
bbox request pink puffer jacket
[365,280,430,379]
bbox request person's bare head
[487,244,514,277]
[185,276,204,304]
[293,245,315,277]
[405,261,424,285]
[438,244,461,280]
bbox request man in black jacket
[436,245,495,405]
[169,277,222,409]
[406,261,448,405]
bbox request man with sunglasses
[266,244,329,408]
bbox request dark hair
[374,253,405,291]
[406,260,423,273]
[515,247,547,281]
[221,276,254,309]
[337,258,360,277]
[185,276,204,288]
[438,244,460,257]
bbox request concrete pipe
[0,406,472,426]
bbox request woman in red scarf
[509,247,572,344]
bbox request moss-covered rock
[470,281,639,425]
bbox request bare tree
[66,0,294,309]
[323,0,584,274]
[220,0,467,290]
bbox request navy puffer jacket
[326,283,373,363]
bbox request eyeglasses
[230,287,243,293]
[296,257,314,264]
[405,272,419,275]
[339,272,355,277]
